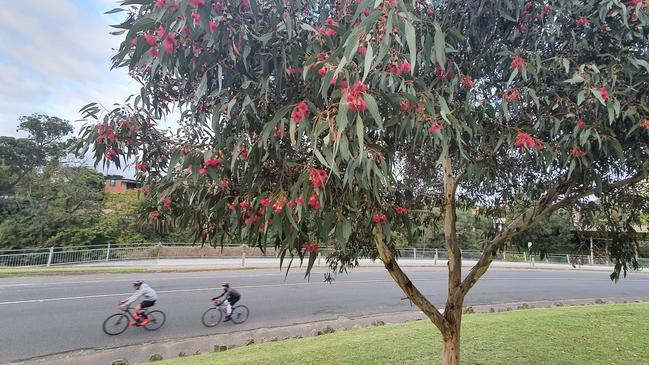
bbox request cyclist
[119,280,157,325]
[211,282,240,321]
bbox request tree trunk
[442,329,461,365]
[442,306,462,365]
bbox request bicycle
[102,306,166,335]
[201,300,249,327]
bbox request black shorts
[140,300,156,309]
[227,296,240,306]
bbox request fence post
[523,252,527,262]
[589,237,594,265]
[531,256,535,268]
[46,247,54,267]
[503,250,507,260]
[241,252,246,267]
[413,248,416,260]
[106,243,111,262]
[317,252,321,267]
[566,254,570,264]
[434,249,438,265]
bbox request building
[104,178,141,193]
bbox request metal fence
[0,243,643,268]
[0,243,240,268]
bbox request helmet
[221,282,230,288]
[133,280,144,286]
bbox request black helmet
[222,282,230,288]
[133,280,144,286]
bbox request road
[0,267,648,363]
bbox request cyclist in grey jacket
[212,282,241,321]
[119,280,157,325]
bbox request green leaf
[195,73,208,100]
[355,114,365,152]
[591,88,606,106]
[364,94,383,130]
[362,42,373,82]
[105,8,125,14]
[506,68,519,88]
[564,74,585,84]
[404,20,417,74]
[562,58,570,74]
[576,90,585,106]
[433,22,446,68]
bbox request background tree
[78,0,648,363]
[510,209,574,258]
[0,165,105,248]
[0,114,73,195]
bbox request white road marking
[0,278,409,306]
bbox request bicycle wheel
[201,307,222,327]
[230,305,249,324]
[102,313,129,335]
[143,310,166,331]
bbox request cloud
[0,0,137,137]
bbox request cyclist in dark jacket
[212,282,241,321]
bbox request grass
[0,266,149,277]
[159,303,649,365]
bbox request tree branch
[459,167,648,296]
[372,225,447,332]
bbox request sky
[0,0,140,176]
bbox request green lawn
[159,303,649,365]
[0,266,149,277]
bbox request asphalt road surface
[1,267,648,363]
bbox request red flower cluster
[136,161,149,171]
[162,33,177,53]
[372,214,387,224]
[322,18,337,37]
[435,65,448,80]
[220,178,229,190]
[461,76,475,89]
[188,0,204,7]
[307,191,321,209]
[576,16,589,26]
[309,168,328,189]
[144,33,157,46]
[388,60,411,75]
[641,119,649,130]
[318,66,327,77]
[358,44,367,56]
[511,56,526,69]
[260,197,270,207]
[291,101,309,124]
[239,147,249,161]
[156,0,166,8]
[209,20,218,32]
[514,132,543,150]
[505,89,521,101]
[96,124,116,144]
[272,198,286,214]
[576,119,586,129]
[399,100,413,112]
[149,211,161,220]
[227,203,237,211]
[428,124,442,133]
[395,207,408,215]
[598,87,610,101]
[346,81,367,111]
[199,157,223,174]
[569,146,587,158]
[241,0,251,11]
[162,197,172,210]
[192,12,201,23]
[303,242,320,253]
